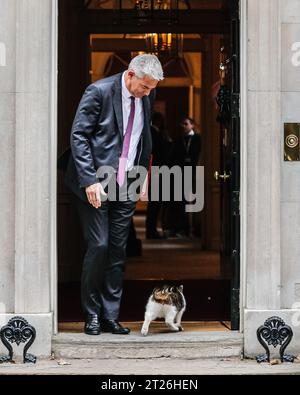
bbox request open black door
[215,0,240,330]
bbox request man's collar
[122,71,133,99]
[187,130,195,136]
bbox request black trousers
[145,176,164,234]
[72,174,137,320]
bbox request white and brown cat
[141,284,186,336]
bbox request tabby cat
[141,284,186,336]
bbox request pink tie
[117,96,135,186]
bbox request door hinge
[232,190,240,216]
[231,93,240,119]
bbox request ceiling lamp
[145,33,183,61]
[135,0,175,11]
[113,0,180,25]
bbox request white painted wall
[246,0,281,311]
[0,0,56,357]
[280,0,300,309]
[0,0,300,358]
[0,0,17,314]
[244,0,300,357]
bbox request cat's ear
[178,285,184,292]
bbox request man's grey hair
[128,54,164,81]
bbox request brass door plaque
[284,123,300,161]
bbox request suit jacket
[169,133,201,168]
[63,72,155,202]
[150,126,171,167]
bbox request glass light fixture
[145,33,183,61]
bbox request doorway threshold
[52,322,243,360]
[58,320,231,333]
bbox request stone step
[52,331,243,360]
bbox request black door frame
[229,0,240,330]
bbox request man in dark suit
[167,117,201,237]
[146,112,170,239]
[64,54,164,335]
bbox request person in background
[167,116,201,237]
[146,112,171,239]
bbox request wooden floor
[58,321,231,333]
[126,214,221,280]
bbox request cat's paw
[168,325,180,332]
[141,327,148,336]
[177,325,184,332]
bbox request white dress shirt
[121,71,144,171]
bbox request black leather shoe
[146,231,166,240]
[101,319,130,335]
[84,314,101,335]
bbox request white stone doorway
[54,0,246,335]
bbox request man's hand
[85,182,107,208]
